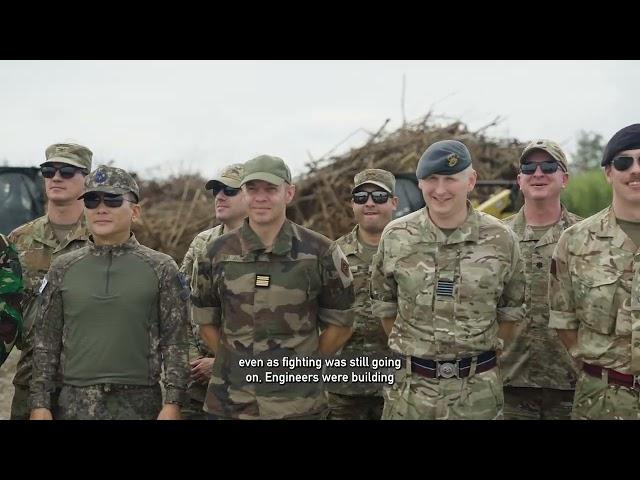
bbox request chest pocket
[574,264,621,335]
[395,253,436,324]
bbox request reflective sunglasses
[612,155,640,172]
[211,185,241,197]
[520,161,562,175]
[352,190,390,204]
[41,165,85,179]
[83,192,134,209]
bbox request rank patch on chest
[255,274,271,288]
[436,279,454,297]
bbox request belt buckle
[437,362,459,379]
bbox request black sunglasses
[612,155,640,172]
[211,185,241,197]
[41,165,86,179]
[83,192,134,209]
[520,161,562,175]
[352,191,390,204]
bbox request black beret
[416,140,472,179]
[601,124,640,166]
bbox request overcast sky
[0,60,637,179]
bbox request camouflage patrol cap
[352,168,396,194]
[416,140,472,179]
[43,143,93,171]
[520,139,568,172]
[205,163,245,190]
[601,124,640,166]
[79,165,140,201]
[241,155,292,186]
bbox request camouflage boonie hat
[416,140,472,179]
[352,168,396,194]
[43,143,93,171]
[241,155,292,186]
[80,165,140,201]
[520,139,568,172]
[205,163,245,190]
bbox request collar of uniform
[588,205,634,250]
[240,218,298,256]
[510,205,576,246]
[87,232,140,254]
[339,225,360,256]
[423,200,480,244]
[34,215,90,251]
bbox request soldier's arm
[29,264,64,417]
[370,235,398,337]
[0,237,23,367]
[158,259,190,410]
[548,232,579,354]
[191,254,223,352]
[317,243,355,355]
[497,231,525,344]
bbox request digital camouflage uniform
[29,165,190,420]
[0,234,23,367]
[549,206,640,420]
[371,204,525,420]
[191,218,355,419]
[180,224,223,419]
[501,206,582,420]
[7,142,92,419]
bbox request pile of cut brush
[131,114,526,262]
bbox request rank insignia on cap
[447,154,459,167]
[95,170,107,183]
[255,274,271,288]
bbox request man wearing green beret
[326,168,397,420]
[501,140,581,420]
[191,155,355,419]
[371,139,525,420]
[8,143,92,419]
[180,163,248,420]
[29,165,190,420]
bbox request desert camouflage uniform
[179,224,223,419]
[7,216,89,418]
[327,226,389,420]
[371,203,525,420]
[549,206,640,419]
[191,218,355,419]
[0,234,23,367]
[29,234,190,420]
[501,206,581,420]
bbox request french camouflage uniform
[549,206,640,420]
[179,224,223,419]
[191,218,355,419]
[501,206,582,420]
[0,234,23,367]
[8,142,93,419]
[29,165,190,420]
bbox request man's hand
[30,408,53,420]
[190,357,215,385]
[157,403,182,420]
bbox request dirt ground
[0,348,18,420]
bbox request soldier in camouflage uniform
[180,164,248,420]
[191,155,355,420]
[29,166,189,420]
[8,143,92,419]
[501,140,582,420]
[327,169,398,420]
[371,140,525,420]
[1,234,23,367]
[549,124,640,420]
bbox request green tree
[562,169,612,218]
[572,130,604,172]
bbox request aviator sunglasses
[611,155,640,172]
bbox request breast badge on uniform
[255,274,271,288]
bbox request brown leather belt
[410,351,497,379]
[582,363,640,391]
